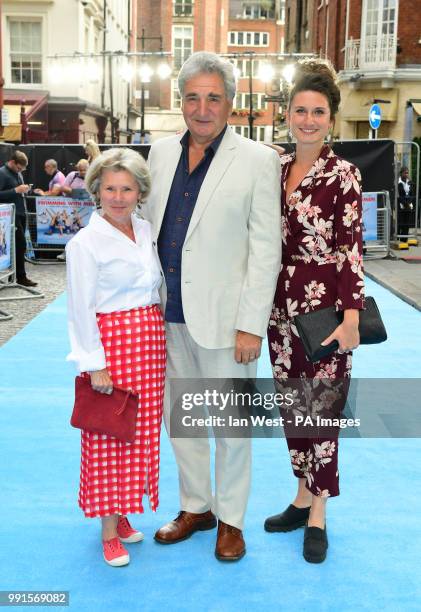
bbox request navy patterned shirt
[158,126,227,322]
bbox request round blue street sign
[369,104,382,130]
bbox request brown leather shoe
[154,510,217,544]
[215,521,246,561]
[17,276,38,287]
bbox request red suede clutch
[70,375,138,443]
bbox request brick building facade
[137,0,285,141]
[286,0,421,143]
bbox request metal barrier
[24,194,95,264]
[363,191,391,260]
[0,203,44,305]
[24,195,64,264]
[0,204,14,319]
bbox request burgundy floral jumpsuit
[267,145,365,498]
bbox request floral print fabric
[268,145,365,498]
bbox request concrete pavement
[364,239,421,312]
[0,262,66,346]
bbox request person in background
[66,147,166,567]
[84,139,101,164]
[61,159,90,199]
[0,150,37,287]
[397,166,415,240]
[265,59,365,564]
[34,159,65,196]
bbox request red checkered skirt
[78,304,166,518]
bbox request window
[361,0,397,67]
[171,79,182,109]
[232,125,267,141]
[10,20,42,85]
[228,31,270,47]
[174,0,193,17]
[233,92,267,110]
[230,59,264,79]
[243,3,275,19]
[173,26,193,70]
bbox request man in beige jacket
[145,52,281,561]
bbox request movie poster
[0,204,13,272]
[362,192,378,241]
[35,197,95,245]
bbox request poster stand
[0,203,44,306]
[24,195,95,264]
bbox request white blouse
[66,210,162,373]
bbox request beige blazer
[144,126,281,349]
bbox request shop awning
[341,89,398,121]
[2,91,48,142]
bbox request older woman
[66,148,166,567]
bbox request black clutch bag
[294,296,387,362]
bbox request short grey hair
[178,51,236,101]
[85,147,151,204]
[45,159,58,169]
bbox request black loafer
[264,504,311,532]
[303,523,328,563]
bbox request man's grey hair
[178,52,236,101]
[45,159,58,169]
[85,147,151,204]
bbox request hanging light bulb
[157,62,172,79]
[48,61,63,84]
[139,63,153,83]
[86,59,101,83]
[282,64,295,85]
[68,60,82,83]
[258,63,275,83]
[119,59,134,82]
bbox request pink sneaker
[103,537,130,567]
[117,515,144,544]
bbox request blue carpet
[0,277,420,611]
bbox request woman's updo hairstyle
[288,58,341,117]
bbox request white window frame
[233,92,267,110]
[8,16,44,88]
[172,25,193,71]
[231,59,263,78]
[232,124,267,141]
[173,0,194,17]
[360,0,398,68]
[228,31,270,47]
[242,3,275,19]
[171,78,182,110]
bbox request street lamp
[259,63,275,83]
[48,50,171,143]
[221,52,316,141]
[157,63,172,80]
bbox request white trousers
[164,322,256,530]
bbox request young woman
[66,148,166,567]
[265,60,365,563]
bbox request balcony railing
[344,33,397,71]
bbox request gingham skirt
[78,304,166,518]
